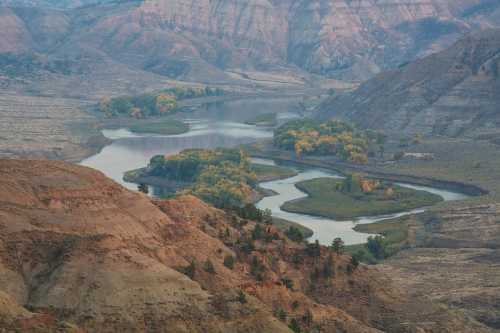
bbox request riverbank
[282,177,443,220]
[247,142,487,198]
[127,119,189,135]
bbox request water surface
[81,97,468,245]
[256,159,468,245]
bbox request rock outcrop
[316,28,500,137]
[1,0,499,86]
[0,159,489,332]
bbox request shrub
[366,235,387,260]
[183,260,196,279]
[331,237,345,255]
[285,226,304,242]
[281,276,294,290]
[305,240,321,257]
[289,318,301,333]
[203,259,215,274]
[237,290,247,304]
[223,255,235,269]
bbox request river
[81,97,468,245]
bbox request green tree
[250,256,265,281]
[281,276,294,290]
[252,224,264,240]
[262,208,273,224]
[305,240,321,257]
[366,236,387,260]
[285,226,304,242]
[237,290,247,304]
[322,254,335,278]
[138,183,149,194]
[223,255,235,270]
[302,309,313,326]
[203,259,215,274]
[184,260,196,279]
[350,255,360,270]
[331,237,345,255]
[275,308,287,321]
[289,318,301,333]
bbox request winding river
[81,97,468,245]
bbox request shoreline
[249,150,487,198]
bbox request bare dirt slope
[0,159,490,332]
[316,28,500,137]
[0,94,106,161]
[380,204,500,331]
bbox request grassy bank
[128,119,189,135]
[244,113,277,126]
[282,178,443,220]
[251,163,297,182]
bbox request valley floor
[0,94,108,162]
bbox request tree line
[98,86,226,118]
[273,119,386,163]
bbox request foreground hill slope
[0,159,490,332]
[316,28,500,137]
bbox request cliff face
[0,159,489,332]
[316,28,500,137]
[1,0,499,85]
[82,0,499,81]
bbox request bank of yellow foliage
[156,93,177,114]
[274,120,384,164]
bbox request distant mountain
[0,0,123,9]
[0,0,499,93]
[316,29,500,138]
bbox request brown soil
[0,159,489,332]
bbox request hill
[316,28,500,137]
[0,0,499,93]
[0,159,490,332]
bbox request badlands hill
[0,0,499,94]
[316,28,500,137]
[0,158,491,332]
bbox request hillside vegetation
[0,159,491,332]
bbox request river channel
[81,97,468,245]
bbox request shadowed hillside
[316,28,500,137]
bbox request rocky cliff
[0,0,499,89]
[0,159,489,332]
[316,28,500,137]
